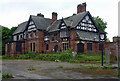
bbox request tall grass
[2,50,107,63]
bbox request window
[13,35,17,41]
[33,43,35,52]
[30,43,32,52]
[17,35,19,40]
[87,43,92,51]
[52,33,57,41]
[46,44,49,50]
[63,43,69,51]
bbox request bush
[60,52,73,61]
[2,73,14,79]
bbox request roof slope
[48,11,88,32]
[13,21,28,35]
[31,15,51,30]
[76,30,99,41]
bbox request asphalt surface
[2,60,118,79]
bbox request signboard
[99,33,106,42]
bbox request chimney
[37,13,44,17]
[51,12,57,24]
[77,2,86,14]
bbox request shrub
[60,52,73,61]
[2,73,14,79]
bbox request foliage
[1,26,17,55]
[93,16,107,32]
[2,73,14,79]
[2,52,106,64]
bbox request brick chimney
[51,12,57,24]
[77,2,86,14]
[37,13,44,17]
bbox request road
[2,60,118,79]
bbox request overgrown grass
[2,50,107,63]
[2,73,14,79]
[88,65,117,70]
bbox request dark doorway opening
[16,42,22,53]
[54,45,58,52]
[77,43,84,53]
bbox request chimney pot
[51,12,58,24]
[77,2,86,14]
[37,13,44,17]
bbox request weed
[27,67,36,71]
[57,65,63,68]
[2,73,14,79]
[80,64,84,66]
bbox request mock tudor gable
[6,2,102,55]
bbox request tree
[1,26,17,55]
[93,16,107,32]
[93,16,110,42]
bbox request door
[54,45,58,52]
[77,43,84,53]
[16,42,22,53]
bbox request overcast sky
[0,0,119,41]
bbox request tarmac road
[2,60,118,79]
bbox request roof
[47,20,61,32]
[31,15,51,30]
[76,30,99,41]
[12,21,28,35]
[48,11,88,32]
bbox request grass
[2,73,14,79]
[87,65,117,70]
[80,64,84,66]
[57,65,63,68]
[27,67,36,71]
[2,51,111,64]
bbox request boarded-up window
[87,43,92,51]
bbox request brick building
[5,2,120,56]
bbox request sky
[0,0,119,41]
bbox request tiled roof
[76,30,99,41]
[47,11,88,32]
[12,21,28,35]
[31,15,51,30]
